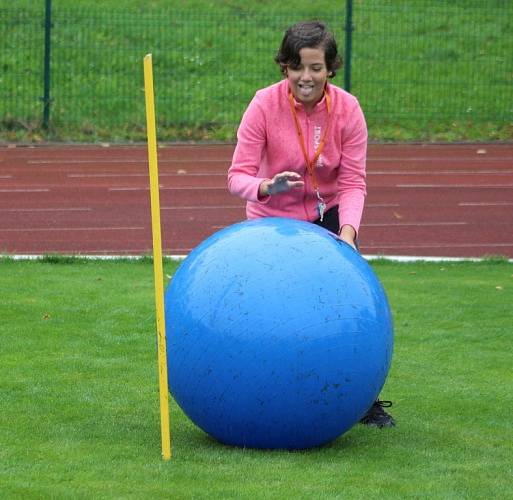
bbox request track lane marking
[362,222,468,227]
[67,172,227,178]
[370,170,513,175]
[28,159,230,165]
[1,227,145,232]
[364,243,513,248]
[162,205,243,210]
[459,202,513,206]
[0,207,92,212]
[397,184,513,188]
[0,189,50,193]
[108,186,225,191]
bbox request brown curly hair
[275,20,342,78]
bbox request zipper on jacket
[302,113,311,221]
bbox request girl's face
[286,47,329,112]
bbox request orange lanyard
[287,89,332,193]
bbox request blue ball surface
[165,218,393,449]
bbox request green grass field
[1,0,512,142]
[1,257,512,498]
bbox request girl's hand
[259,172,304,197]
[339,224,357,250]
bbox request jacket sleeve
[228,95,267,202]
[337,99,368,235]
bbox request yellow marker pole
[143,53,171,460]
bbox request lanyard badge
[288,89,332,221]
[316,189,327,221]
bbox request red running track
[1,143,512,258]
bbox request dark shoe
[360,400,396,428]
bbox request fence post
[42,0,52,129]
[344,0,353,92]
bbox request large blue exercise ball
[164,217,393,450]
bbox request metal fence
[1,1,512,141]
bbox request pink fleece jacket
[228,79,367,234]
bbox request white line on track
[0,207,92,212]
[108,186,223,191]
[162,205,243,210]
[7,253,189,260]
[363,221,468,227]
[68,172,226,178]
[28,159,230,165]
[68,173,148,178]
[363,254,513,262]
[369,170,513,175]
[29,159,147,165]
[0,189,50,193]
[0,175,13,179]
[1,227,145,232]
[8,254,512,263]
[366,203,401,207]
[459,202,513,206]
[368,157,510,162]
[396,184,513,188]
[365,243,513,249]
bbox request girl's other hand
[339,224,357,250]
